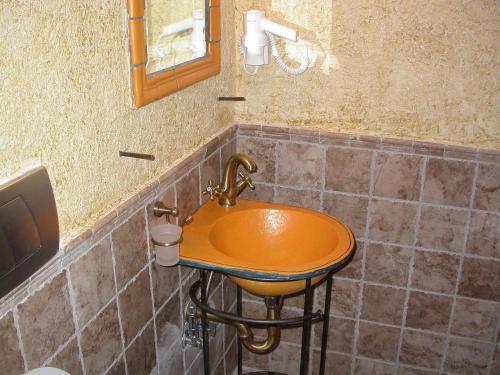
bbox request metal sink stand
[188,269,334,375]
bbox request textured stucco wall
[234,0,500,149]
[0,0,235,239]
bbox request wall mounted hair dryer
[156,9,206,60]
[240,10,310,76]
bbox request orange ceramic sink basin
[179,199,355,297]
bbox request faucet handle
[202,179,221,200]
[239,171,255,190]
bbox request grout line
[350,150,377,375]
[144,205,160,375]
[198,165,202,207]
[13,307,28,372]
[65,268,87,375]
[179,265,189,374]
[110,231,129,375]
[237,134,488,164]
[320,145,326,213]
[103,354,125,375]
[486,317,500,374]
[185,349,202,374]
[439,160,480,374]
[276,307,499,346]
[274,140,280,186]
[123,314,156,353]
[41,333,78,367]
[242,179,499,217]
[371,239,498,262]
[221,277,227,375]
[395,156,427,368]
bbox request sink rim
[179,199,356,282]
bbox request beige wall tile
[240,183,274,202]
[423,159,475,207]
[444,337,492,375]
[323,193,368,238]
[466,211,499,259]
[361,284,406,325]
[81,301,122,375]
[491,345,500,375]
[354,358,395,375]
[474,163,500,211]
[274,187,321,210]
[399,330,445,369]
[313,316,355,353]
[0,312,25,374]
[325,147,372,194]
[311,349,352,375]
[459,257,500,302]
[277,143,324,188]
[411,250,460,294]
[176,167,201,224]
[47,338,83,375]
[269,342,301,374]
[364,243,411,286]
[221,138,237,174]
[126,321,156,375]
[369,199,418,245]
[118,269,153,345]
[335,240,364,280]
[373,153,422,200]
[225,339,238,375]
[451,298,499,341]
[18,272,75,368]
[201,151,221,203]
[315,279,360,318]
[156,291,181,356]
[417,206,467,252]
[243,345,269,370]
[396,367,437,375]
[158,342,184,375]
[237,137,276,183]
[70,237,115,326]
[106,358,126,375]
[111,210,148,290]
[151,263,179,310]
[406,292,453,333]
[356,322,400,361]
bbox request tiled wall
[1,123,499,375]
[0,127,238,375]
[236,124,500,375]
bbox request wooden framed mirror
[127,0,221,107]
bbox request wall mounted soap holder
[153,202,178,223]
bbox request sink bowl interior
[209,208,340,270]
[179,199,355,297]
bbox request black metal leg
[236,285,243,375]
[319,273,333,375]
[200,270,210,375]
[299,278,314,375]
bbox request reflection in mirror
[145,0,207,75]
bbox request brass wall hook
[153,202,179,223]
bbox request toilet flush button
[24,368,70,375]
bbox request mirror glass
[145,0,207,75]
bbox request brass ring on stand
[151,236,183,247]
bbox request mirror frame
[127,0,221,107]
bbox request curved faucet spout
[219,154,258,207]
[227,154,257,174]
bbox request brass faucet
[203,154,258,207]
